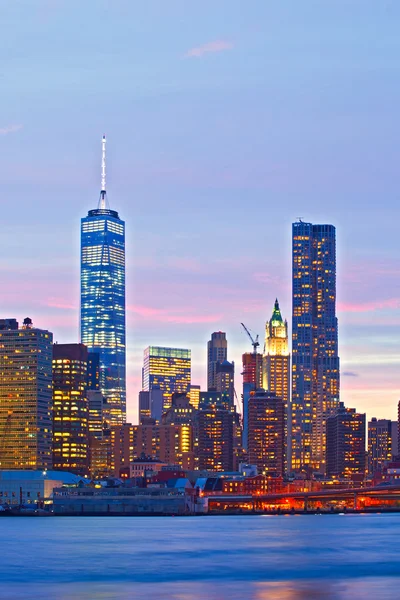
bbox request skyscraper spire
[99,135,107,209]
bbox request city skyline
[2,2,400,424]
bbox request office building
[215,360,235,406]
[80,136,126,426]
[368,418,392,475]
[263,299,290,468]
[189,384,201,410]
[52,343,89,476]
[291,221,340,473]
[207,332,227,390]
[197,396,234,472]
[248,390,285,477]
[142,346,191,411]
[0,318,53,470]
[326,403,366,479]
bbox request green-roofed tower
[263,299,290,472]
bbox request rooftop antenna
[297,216,303,222]
[99,135,107,209]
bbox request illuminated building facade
[110,421,194,476]
[248,390,285,476]
[189,384,201,410]
[142,347,191,411]
[197,396,234,472]
[110,423,136,477]
[52,344,89,476]
[80,136,126,426]
[368,418,393,475]
[326,403,365,479]
[207,332,227,390]
[263,299,290,468]
[292,221,340,473]
[0,318,53,470]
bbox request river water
[1,514,400,599]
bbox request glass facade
[81,207,126,425]
[0,319,53,470]
[142,347,191,411]
[52,343,89,476]
[291,222,340,473]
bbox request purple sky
[1,1,400,424]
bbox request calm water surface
[1,514,400,599]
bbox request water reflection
[1,515,400,599]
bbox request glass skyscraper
[142,346,191,411]
[80,137,126,425]
[291,221,340,473]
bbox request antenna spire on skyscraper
[99,134,107,209]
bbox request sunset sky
[1,1,400,423]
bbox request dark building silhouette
[207,332,227,391]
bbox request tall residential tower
[80,137,126,425]
[291,221,340,473]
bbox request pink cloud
[128,304,221,324]
[0,124,23,136]
[338,298,400,313]
[185,40,234,58]
[46,297,77,310]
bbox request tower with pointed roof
[80,136,126,426]
[263,299,290,470]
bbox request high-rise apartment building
[263,299,290,468]
[207,332,227,390]
[291,221,340,473]
[0,318,53,470]
[326,403,365,479]
[368,418,392,475]
[248,390,285,477]
[52,344,89,475]
[80,136,126,426]
[142,347,191,411]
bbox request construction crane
[240,323,260,355]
